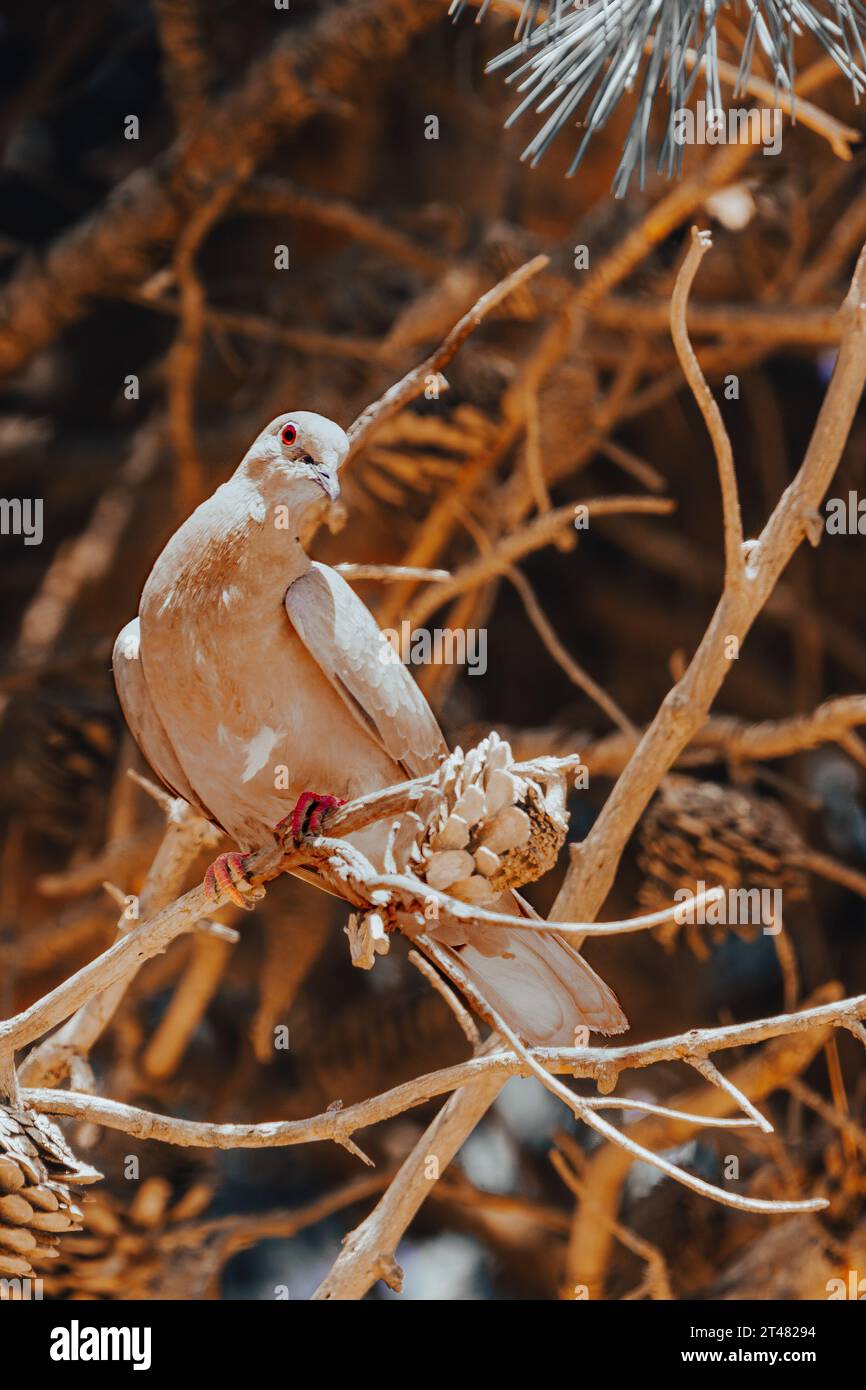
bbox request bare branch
[153,0,210,132]
[335,564,451,584]
[670,227,743,586]
[686,1056,774,1135]
[414,933,826,1216]
[407,950,480,1048]
[553,240,866,926]
[18,797,221,1087]
[0,0,449,376]
[168,171,249,513]
[407,495,675,629]
[346,254,550,459]
[507,564,637,737]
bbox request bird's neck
[232,468,324,586]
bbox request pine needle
[452,1,866,195]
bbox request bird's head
[243,411,349,504]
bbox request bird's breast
[138,553,397,847]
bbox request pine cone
[637,777,809,956]
[41,1177,215,1300]
[0,1104,101,1285]
[394,732,570,908]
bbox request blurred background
[1,0,865,1299]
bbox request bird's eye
[280,422,298,447]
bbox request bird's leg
[204,851,258,910]
[275,791,346,845]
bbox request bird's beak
[315,469,340,503]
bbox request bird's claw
[203,852,259,910]
[276,791,346,845]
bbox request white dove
[113,411,627,1046]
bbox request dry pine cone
[41,1176,215,1301]
[344,735,574,968]
[638,777,809,956]
[395,732,570,907]
[0,1103,102,1287]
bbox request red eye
[280,422,298,446]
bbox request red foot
[276,791,346,844]
[204,851,257,910]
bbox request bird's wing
[285,563,447,779]
[112,618,218,822]
[284,568,625,1046]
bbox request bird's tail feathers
[445,890,628,1048]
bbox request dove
[113,411,627,1046]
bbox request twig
[0,426,162,729]
[312,1034,508,1298]
[592,297,846,347]
[410,875,721,937]
[168,172,248,513]
[553,239,866,927]
[550,1142,672,1300]
[381,139,767,627]
[22,988,866,1144]
[127,767,177,816]
[407,495,675,629]
[670,227,743,586]
[506,564,636,737]
[129,286,385,363]
[564,984,843,1297]
[521,387,551,513]
[771,920,801,1013]
[153,0,209,132]
[346,254,550,459]
[335,563,451,584]
[407,950,481,1047]
[0,0,449,376]
[686,1056,773,1135]
[413,933,826,1216]
[36,824,165,899]
[575,1098,756,1128]
[595,436,666,493]
[239,177,445,277]
[18,796,221,1087]
[800,848,866,902]
[142,933,235,1081]
[694,695,866,762]
[786,1077,866,1160]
